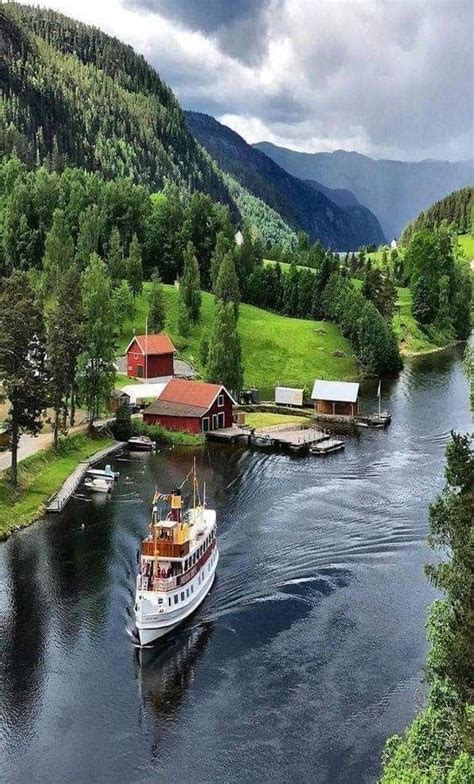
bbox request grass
[131,419,204,446]
[244,412,309,429]
[457,234,474,262]
[393,287,454,355]
[118,283,359,394]
[115,373,141,389]
[0,433,112,539]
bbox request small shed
[126,333,176,380]
[143,378,236,434]
[108,389,131,413]
[275,386,304,407]
[311,380,360,416]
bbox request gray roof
[143,400,208,418]
[311,380,360,403]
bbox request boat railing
[136,574,177,591]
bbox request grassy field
[393,287,454,355]
[244,412,309,429]
[458,234,474,261]
[0,433,112,538]
[118,284,359,392]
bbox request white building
[391,239,398,250]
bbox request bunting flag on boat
[155,492,171,502]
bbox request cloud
[23,0,474,161]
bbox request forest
[401,187,473,244]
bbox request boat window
[181,592,185,601]
[158,598,163,604]
[186,588,189,598]
[174,595,178,605]
[168,598,171,607]
[191,585,194,593]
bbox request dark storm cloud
[124,0,278,64]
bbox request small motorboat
[84,477,112,493]
[128,436,156,452]
[86,464,119,483]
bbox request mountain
[255,143,474,239]
[0,3,232,208]
[185,111,385,250]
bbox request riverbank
[0,433,113,540]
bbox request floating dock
[250,424,329,453]
[205,425,252,444]
[310,438,345,456]
[45,441,124,513]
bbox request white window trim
[202,416,210,432]
[217,394,224,407]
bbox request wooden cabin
[311,380,360,416]
[126,333,176,380]
[143,378,236,434]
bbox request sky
[23,0,474,161]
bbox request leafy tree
[144,186,185,282]
[42,207,74,293]
[0,271,47,486]
[58,264,83,427]
[435,274,452,332]
[177,298,191,337]
[125,233,143,297]
[113,281,135,335]
[206,302,243,394]
[179,241,201,323]
[107,227,125,287]
[215,249,240,317]
[199,330,210,369]
[281,261,300,316]
[75,204,103,269]
[145,278,165,334]
[78,253,116,427]
[210,231,233,292]
[47,295,76,447]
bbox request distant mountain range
[185,111,385,250]
[255,143,474,238]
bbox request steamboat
[132,466,218,646]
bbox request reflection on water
[0,344,471,784]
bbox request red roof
[126,333,176,356]
[159,378,230,409]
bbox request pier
[45,441,124,513]
[250,423,330,453]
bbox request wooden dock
[205,425,252,444]
[250,424,329,453]
[45,441,124,513]
[310,438,345,456]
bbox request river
[0,345,471,784]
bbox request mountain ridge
[185,111,385,250]
[255,141,474,238]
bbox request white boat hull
[135,549,218,646]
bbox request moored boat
[128,435,156,451]
[133,465,218,646]
[84,476,112,493]
[86,464,119,483]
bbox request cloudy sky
[26,0,473,161]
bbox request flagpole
[145,315,148,380]
[378,379,381,417]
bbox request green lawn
[457,234,474,261]
[244,412,309,429]
[393,286,454,355]
[118,284,359,394]
[0,434,112,538]
[263,258,315,274]
[115,373,141,389]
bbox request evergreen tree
[210,231,233,292]
[42,207,74,292]
[113,280,135,335]
[78,253,116,427]
[125,233,143,297]
[107,227,125,287]
[47,299,73,447]
[282,261,300,316]
[177,298,191,337]
[435,274,452,332]
[206,302,243,394]
[179,241,201,323]
[0,271,47,485]
[148,279,166,334]
[113,398,132,442]
[215,249,240,317]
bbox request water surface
[0,345,471,784]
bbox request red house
[126,333,176,379]
[143,378,236,434]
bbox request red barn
[143,378,236,434]
[126,334,176,379]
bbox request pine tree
[107,227,124,287]
[148,279,166,333]
[179,241,201,323]
[206,302,243,394]
[0,271,47,486]
[78,253,116,427]
[215,249,240,317]
[125,233,143,297]
[210,231,232,292]
[42,208,74,293]
[113,280,135,335]
[113,398,132,442]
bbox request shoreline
[401,339,464,358]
